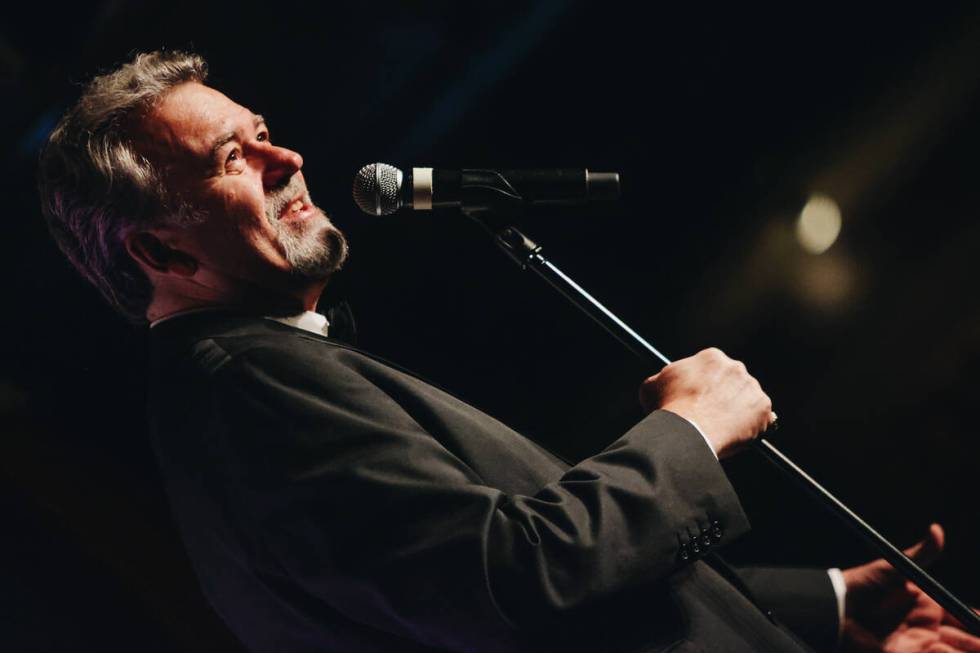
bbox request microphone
[352,163,620,216]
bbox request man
[38,50,978,652]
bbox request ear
[124,231,198,277]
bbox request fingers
[925,643,961,653]
[757,392,773,434]
[638,372,660,414]
[846,524,946,592]
[942,606,980,628]
[904,523,946,568]
[767,411,779,431]
[842,618,883,652]
[938,625,980,653]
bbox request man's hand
[842,524,980,652]
[638,348,774,460]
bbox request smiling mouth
[280,194,312,221]
[282,194,304,216]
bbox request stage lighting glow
[796,194,842,254]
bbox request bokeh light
[796,193,842,254]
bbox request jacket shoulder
[151,314,358,378]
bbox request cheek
[213,187,272,241]
[192,182,291,271]
[217,187,261,226]
[228,194,292,267]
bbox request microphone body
[353,164,620,216]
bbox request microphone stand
[464,210,980,635]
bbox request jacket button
[679,545,690,561]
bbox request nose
[260,143,304,190]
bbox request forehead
[137,82,254,163]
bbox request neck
[146,279,326,323]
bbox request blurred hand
[842,524,980,652]
[638,347,774,460]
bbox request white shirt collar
[265,311,330,338]
[150,307,329,338]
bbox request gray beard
[266,177,349,280]
[274,209,349,279]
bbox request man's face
[136,82,347,303]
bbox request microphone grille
[352,163,404,216]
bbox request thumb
[638,371,664,413]
[843,524,945,601]
[903,523,945,568]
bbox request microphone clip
[493,226,542,271]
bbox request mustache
[266,174,306,221]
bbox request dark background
[3,2,979,650]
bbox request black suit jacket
[148,312,839,652]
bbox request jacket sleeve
[737,566,841,652]
[207,342,752,650]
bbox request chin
[281,214,349,280]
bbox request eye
[225,147,245,172]
[256,130,270,143]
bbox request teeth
[289,199,303,213]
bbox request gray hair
[37,50,209,323]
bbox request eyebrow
[209,114,267,162]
